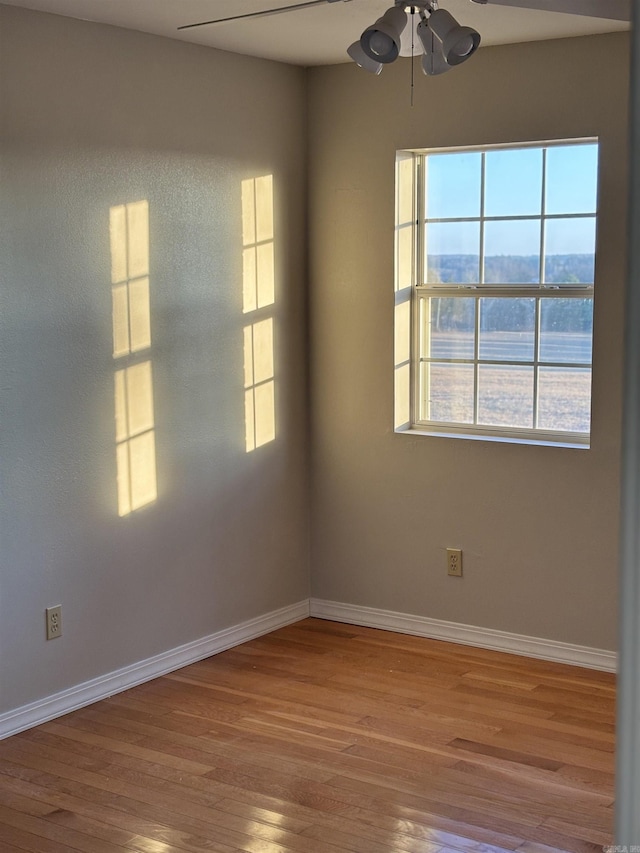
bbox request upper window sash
[413,141,599,291]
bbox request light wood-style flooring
[0,618,616,853]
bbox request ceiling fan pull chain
[410,6,416,107]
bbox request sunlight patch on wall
[242,175,275,313]
[110,200,157,515]
[242,176,277,452]
[244,318,276,452]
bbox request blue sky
[425,143,598,256]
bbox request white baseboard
[310,598,617,673]
[1,597,616,740]
[0,600,310,740]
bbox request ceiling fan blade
[471,0,630,22]
[178,0,348,31]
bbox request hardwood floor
[0,618,616,853]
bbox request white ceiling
[1,0,630,66]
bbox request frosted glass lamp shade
[428,8,480,66]
[348,41,384,74]
[360,5,408,64]
[417,20,452,75]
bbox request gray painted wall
[0,2,629,723]
[0,5,309,714]
[308,33,629,651]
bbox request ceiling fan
[179,0,631,77]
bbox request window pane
[545,144,598,215]
[425,221,480,283]
[396,155,414,225]
[484,148,543,217]
[540,298,593,364]
[544,217,596,284]
[484,220,541,283]
[429,297,476,359]
[479,298,535,362]
[423,362,475,423]
[426,151,482,220]
[478,364,534,428]
[396,299,412,366]
[537,367,591,432]
[396,224,413,291]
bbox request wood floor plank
[0,821,95,853]
[0,759,279,852]
[0,756,346,853]
[448,738,564,771]
[0,803,129,853]
[0,789,159,853]
[448,758,614,808]
[0,619,615,852]
[325,672,556,722]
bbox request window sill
[395,425,590,450]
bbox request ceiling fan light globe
[453,33,475,56]
[417,20,451,75]
[443,27,480,64]
[347,41,383,74]
[428,9,480,66]
[369,31,395,57]
[421,53,451,75]
[360,5,407,64]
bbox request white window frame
[395,138,598,448]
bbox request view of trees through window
[428,253,594,288]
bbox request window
[394,140,598,447]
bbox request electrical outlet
[447,548,463,577]
[46,606,62,640]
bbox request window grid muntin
[532,297,541,428]
[475,153,485,424]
